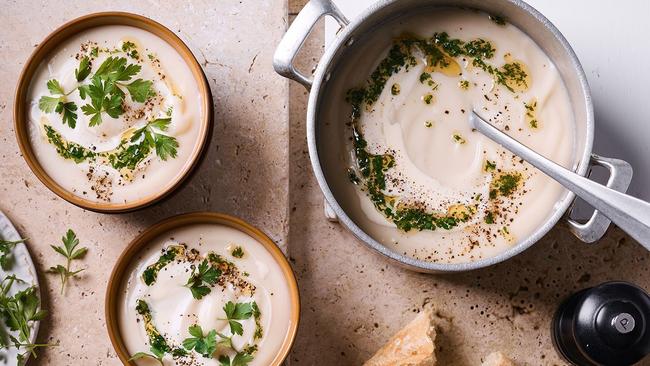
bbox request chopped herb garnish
[423,93,433,104]
[452,133,466,144]
[490,173,522,199]
[231,246,244,258]
[142,245,185,285]
[484,160,496,171]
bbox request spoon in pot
[469,111,650,251]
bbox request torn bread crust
[363,308,436,366]
[481,351,515,366]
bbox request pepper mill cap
[572,281,650,365]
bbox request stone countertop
[1,0,288,364]
[285,1,650,365]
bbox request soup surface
[336,9,575,263]
[118,223,293,366]
[27,25,203,205]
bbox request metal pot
[274,0,632,272]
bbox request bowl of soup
[14,12,213,212]
[274,0,631,272]
[105,212,300,365]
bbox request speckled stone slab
[0,0,289,364]
[285,1,650,365]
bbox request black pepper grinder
[552,281,650,365]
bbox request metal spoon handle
[470,112,650,251]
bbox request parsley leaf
[125,79,155,103]
[55,101,78,128]
[182,324,218,358]
[38,96,62,113]
[75,57,91,82]
[38,79,78,128]
[47,229,88,295]
[185,259,221,300]
[46,79,65,95]
[219,352,255,366]
[81,76,123,126]
[0,238,26,270]
[223,301,253,336]
[113,117,178,169]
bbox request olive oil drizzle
[345,30,529,233]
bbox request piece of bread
[363,308,436,366]
[481,352,515,366]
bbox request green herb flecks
[252,301,263,340]
[48,229,88,295]
[185,259,221,300]
[231,246,244,258]
[484,160,496,172]
[136,299,186,358]
[44,125,96,163]
[142,245,186,286]
[489,173,522,199]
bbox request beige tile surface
[285,2,650,366]
[1,0,289,364]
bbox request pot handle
[273,0,348,89]
[566,154,633,243]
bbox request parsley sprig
[47,229,88,294]
[0,276,52,365]
[182,324,254,365]
[38,80,78,128]
[185,259,221,300]
[222,301,253,336]
[0,238,26,270]
[219,352,255,366]
[108,117,179,170]
[38,50,155,128]
[182,324,219,358]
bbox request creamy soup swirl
[27,26,203,204]
[119,224,293,366]
[342,10,575,263]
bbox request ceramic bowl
[14,12,213,213]
[105,212,300,365]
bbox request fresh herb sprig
[219,352,255,366]
[108,117,179,171]
[185,259,221,300]
[222,301,253,336]
[0,238,26,270]
[182,324,218,358]
[38,80,78,128]
[47,229,88,294]
[38,51,155,129]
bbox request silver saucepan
[274,0,632,272]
